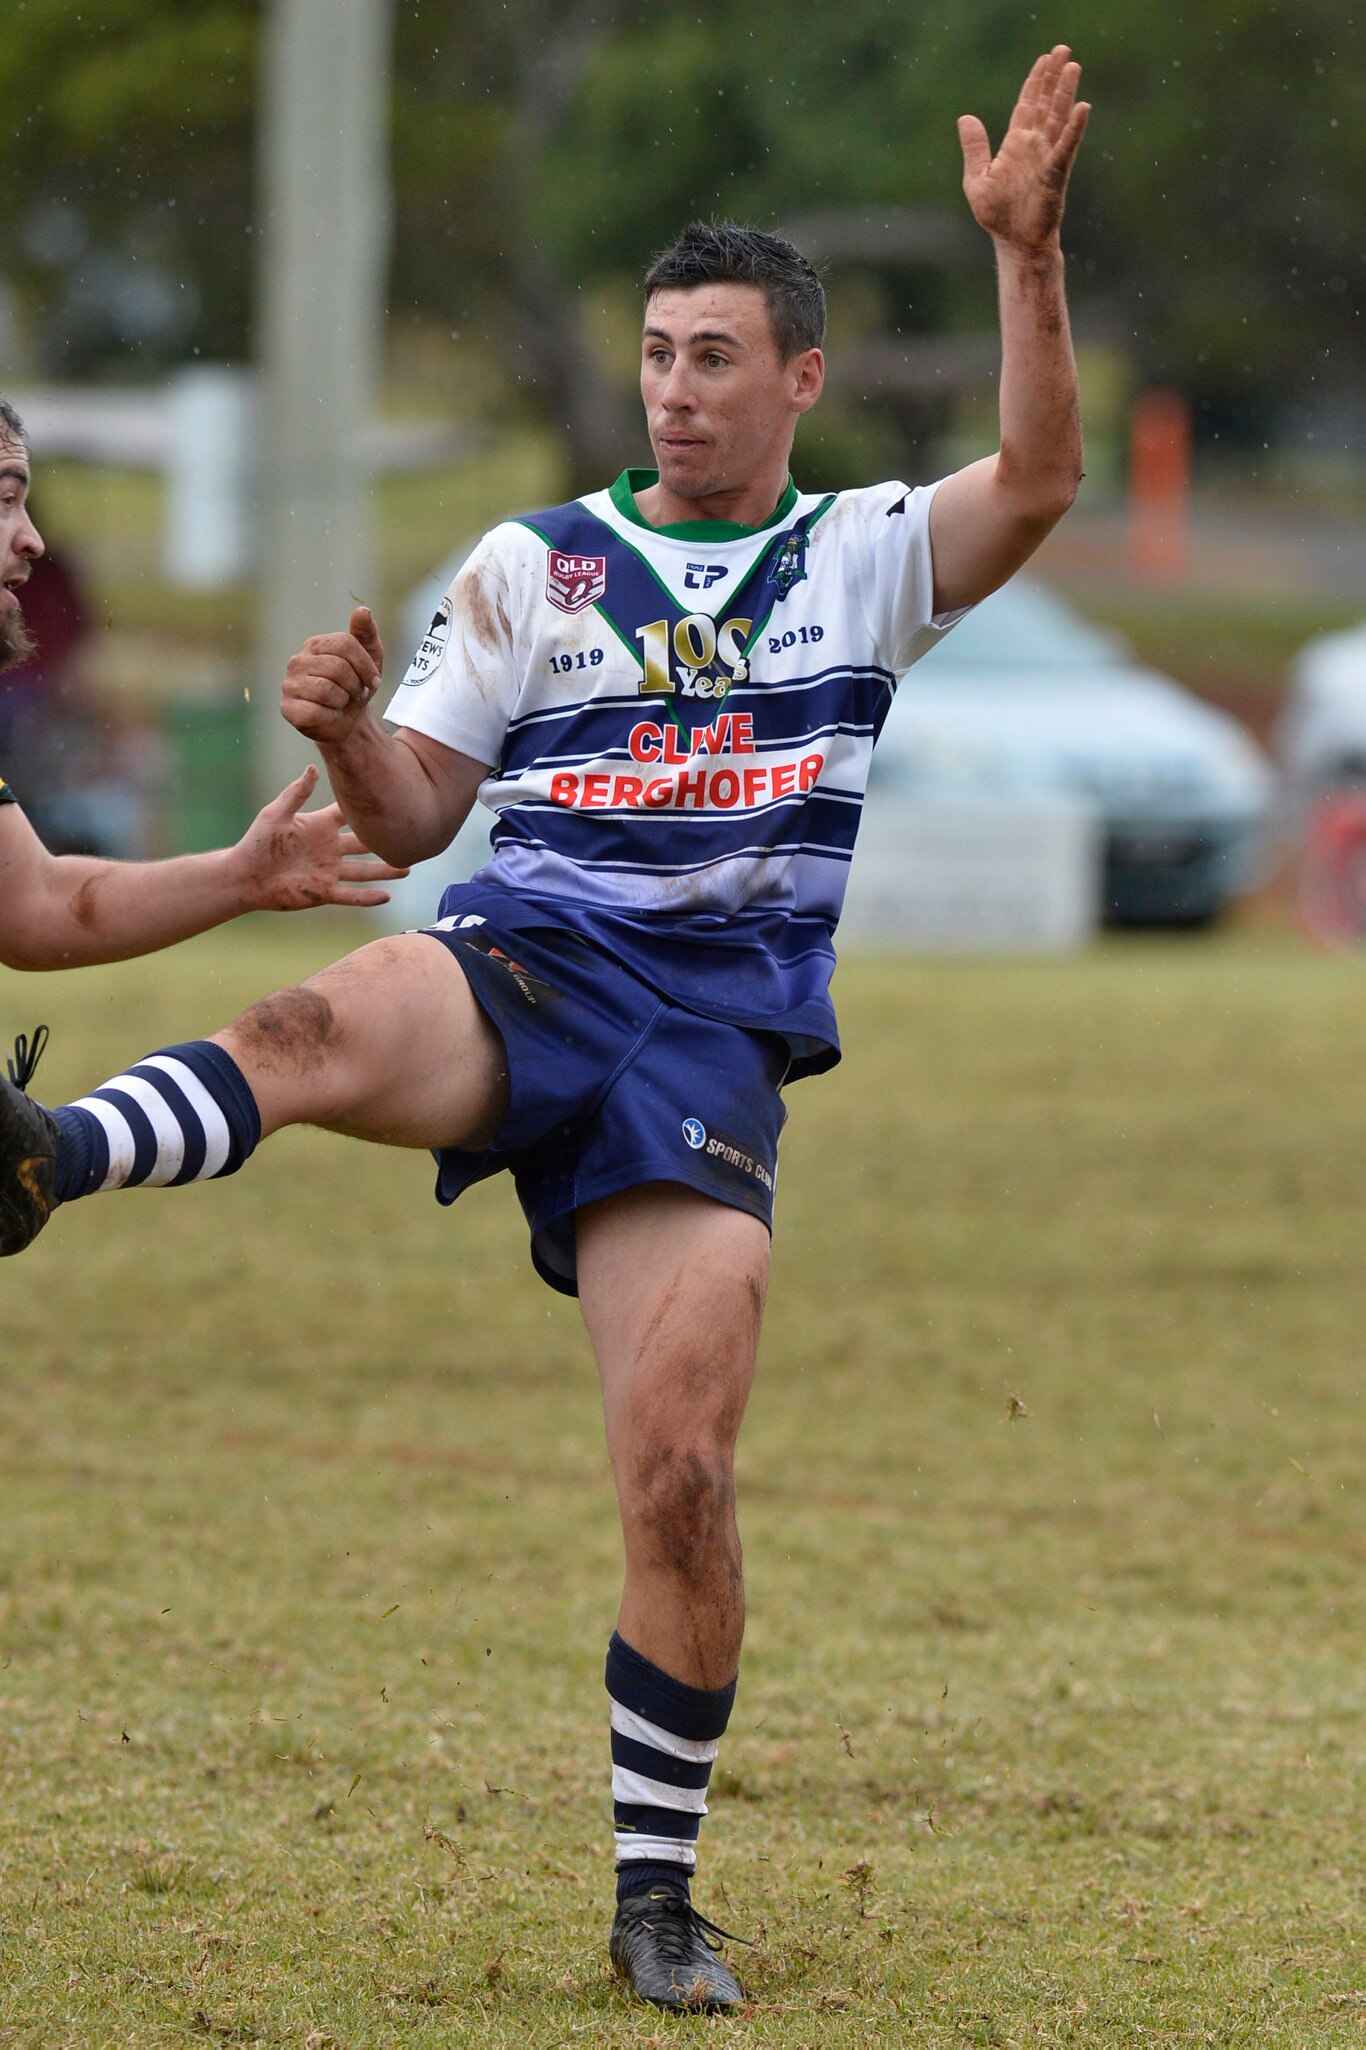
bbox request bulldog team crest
[547,550,607,614]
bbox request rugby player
[1,51,1088,2011]
[0,398,401,974]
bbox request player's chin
[655,450,720,496]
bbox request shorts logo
[681,1118,707,1150]
[430,923,558,1009]
[697,1125,776,1193]
[546,551,607,614]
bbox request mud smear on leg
[636,1273,683,1366]
[228,988,338,1077]
[629,1438,745,1689]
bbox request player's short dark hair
[0,399,27,451]
[644,222,826,361]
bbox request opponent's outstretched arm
[0,763,403,972]
[280,605,489,867]
[929,45,1091,613]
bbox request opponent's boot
[609,1883,747,2012]
[0,1028,59,1256]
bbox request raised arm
[928,46,1090,614]
[280,605,489,867]
[0,765,404,972]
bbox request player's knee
[228,985,339,1074]
[625,1440,737,1576]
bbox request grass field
[1,920,1362,2046]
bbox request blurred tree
[1073,0,1362,442]
[391,0,640,485]
[4,0,1359,452]
[0,0,257,374]
[537,0,1364,450]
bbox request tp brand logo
[684,563,728,591]
[681,1118,707,1150]
[547,551,607,614]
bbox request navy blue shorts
[419,885,789,1296]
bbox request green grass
[1,922,1362,2046]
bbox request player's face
[0,437,44,673]
[641,284,823,508]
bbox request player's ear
[790,348,824,414]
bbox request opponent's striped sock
[606,1631,736,1904]
[52,1041,260,1203]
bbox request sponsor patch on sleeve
[402,595,454,688]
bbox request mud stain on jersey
[458,561,500,650]
[649,867,726,915]
[649,852,787,919]
[455,560,511,702]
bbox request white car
[1275,620,1366,826]
[876,577,1274,925]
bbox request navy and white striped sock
[52,1041,260,1203]
[606,1631,736,1904]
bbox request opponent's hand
[281,605,386,748]
[235,763,408,910]
[958,46,1089,252]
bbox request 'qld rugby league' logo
[546,551,607,614]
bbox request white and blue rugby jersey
[386,468,965,1077]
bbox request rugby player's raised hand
[234,762,407,910]
[928,48,1088,611]
[958,46,1089,252]
[281,605,386,748]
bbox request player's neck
[634,466,793,533]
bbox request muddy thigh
[214,932,508,1149]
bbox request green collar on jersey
[609,468,800,542]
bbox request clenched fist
[281,605,386,748]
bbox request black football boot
[609,1883,747,2013]
[0,1028,60,1257]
